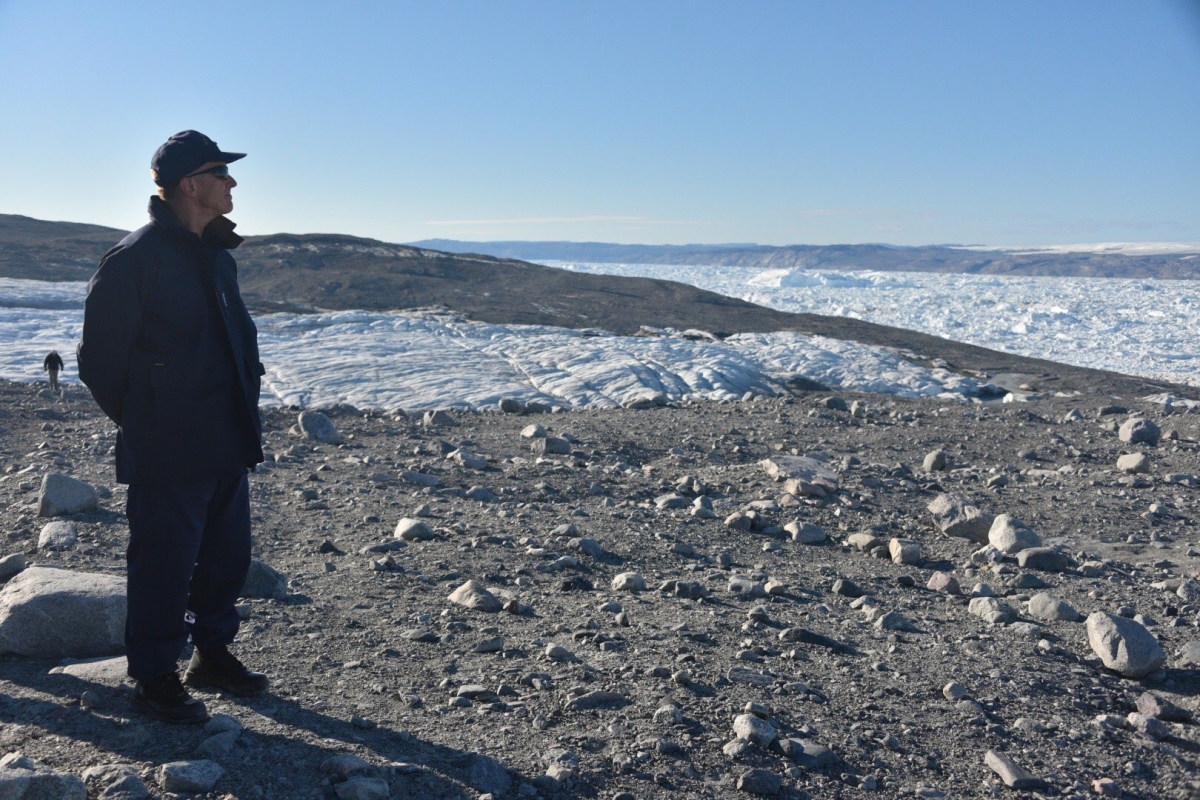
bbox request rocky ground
[1,377,1199,800]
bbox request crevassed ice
[548,262,1200,388]
[0,279,986,410]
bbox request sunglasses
[183,164,231,180]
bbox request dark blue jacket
[77,197,265,484]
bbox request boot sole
[184,671,269,698]
[131,692,210,725]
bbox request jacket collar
[148,196,244,250]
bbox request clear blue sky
[1,1,1198,247]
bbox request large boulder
[927,493,993,543]
[1119,418,1160,445]
[0,567,125,658]
[240,561,288,600]
[37,473,98,518]
[988,515,1041,555]
[297,411,341,444]
[1087,612,1166,678]
[0,752,87,799]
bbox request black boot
[185,644,269,697]
[132,672,210,724]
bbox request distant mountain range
[410,238,1200,279]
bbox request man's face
[183,161,236,215]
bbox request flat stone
[298,411,341,444]
[449,449,488,470]
[49,655,128,687]
[874,610,918,631]
[0,567,125,658]
[157,760,224,793]
[565,691,629,710]
[984,750,1045,791]
[1086,612,1166,678]
[335,777,391,800]
[447,580,500,612]
[0,753,87,799]
[1027,593,1081,622]
[784,739,836,770]
[1117,453,1150,474]
[736,769,782,795]
[785,521,826,544]
[37,521,77,551]
[1016,547,1069,572]
[531,437,572,456]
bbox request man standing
[77,130,268,724]
[42,350,64,391]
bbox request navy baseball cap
[151,130,246,187]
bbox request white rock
[1116,453,1149,474]
[889,538,922,565]
[784,521,826,544]
[157,760,224,793]
[1027,593,1081,622]
[1086,612,1166,678]
[37,473,98,518]
[611,572,646,592]
[297,411,341,444]
[0,567,125,658]
[447,580,500,612]
[0,753,87,799]
[988,514,1041,555]
[37,521,77,551]
[732,713,777,747]
[395,518,435,541]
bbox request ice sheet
[0,279,989,410]
[545,262,1200,388]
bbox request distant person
[42,350,64,391]
[77,130,268,724]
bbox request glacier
[0,278,992,410]
[546,262,1200,388]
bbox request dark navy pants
[125,474,251,680]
